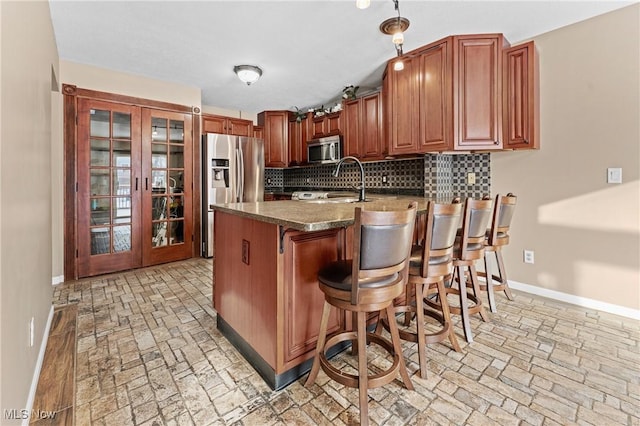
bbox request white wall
[1,0,59,419]
[492,4,640,313]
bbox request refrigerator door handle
[237,147,245,202]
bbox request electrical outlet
[467,172,476,185]
[382,174,388,184]
[523,250,535,264]
[29,317,34,347]
[266,177,272,185]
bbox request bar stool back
[427,197,493,343]
[480,193,517,312]
[305,202,417,426]
[379,199,463,379]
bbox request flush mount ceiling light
[233,65,262,85]
[355,0,370,9]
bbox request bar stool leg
[483,253,497,313]
[435,278,461,352]
[356,311,369,425]
[385,305,414,390]
[456,265,474,344]
[496,251,515,300]
[469,266,490,322]
[305,301,331,386]
[414,282,428,378]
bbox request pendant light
[380,0,409,72]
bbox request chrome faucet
[333,156,366,202]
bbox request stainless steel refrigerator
[202,133,264,257]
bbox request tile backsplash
[265,153,490,199]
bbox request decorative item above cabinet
[384,33,538,155]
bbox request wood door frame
[63,84,202,280]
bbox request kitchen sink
[301,197,359,204]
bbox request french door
[76,99,192,277]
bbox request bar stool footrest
[319,330,402,390]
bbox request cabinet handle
[524,139,529,144]
[135,177,138,191]
[145,178,149,191]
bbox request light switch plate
[607,168,622,184]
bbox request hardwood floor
[31,304,77,425]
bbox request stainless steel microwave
[307,135,342,164]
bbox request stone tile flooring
[52,258,640,425]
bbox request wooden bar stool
[479,193,517,312]
[378,199,463,379]
[305,202,417,426]
[426,197,493,343]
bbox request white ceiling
[49,0,635,114]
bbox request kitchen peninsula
[212,196,429,390]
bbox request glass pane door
[77,99,142,277]
[142,109,192,266]
[150,117,185,247]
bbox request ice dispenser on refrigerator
[202,133,264,257]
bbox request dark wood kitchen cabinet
[453,34,504,150]
[385,34,507,154]
[343,92,384,160]
[311,111,342,139]
[503,41,539,149]
[288,113,310,166]
[202,113,253,137]
[253,125,264,140]
[258,110,289,168]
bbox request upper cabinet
[343,92,385,160]
[288,113,310,166]
[503,41,539,149]
[311,112,342,139]
[384,33,537,154]
[258,111,289,168]
[453,34,504,150]
[202,113,253,137]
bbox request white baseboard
[23,305,55,426]
[509,280,640,321]
[51,275,64,286]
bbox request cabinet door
[453,35,503,149]
[227,118,253,137]
[288,119,301,166]
[141,109,193,266]
[311,116,325,139]
[253,125,264,140]
[387,57,420,155]
[77,99,142,277]
[419,40,452,152]
[283,230,343,364]
[202,115,226,134]
[503,41,538,149]
[342,99,361,157]
[326,112,342,135]
[361,93,383,159]
[260,111,289,168]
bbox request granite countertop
[212,195,445,232]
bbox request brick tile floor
[53,258,640,425]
